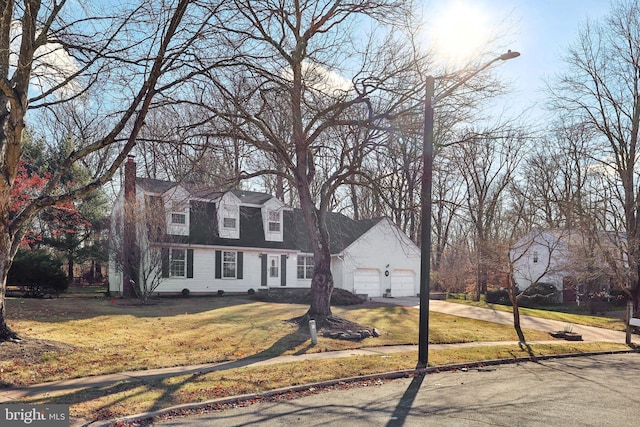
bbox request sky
[422,0,614,120]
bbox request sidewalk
[0,340,560,404]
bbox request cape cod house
[108,157,421,298]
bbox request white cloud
[282,60,352,96]
[10,20,80,98]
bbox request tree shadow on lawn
[6,295,257,323]
[21,327,313,420]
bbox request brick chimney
[124,155,136,202]
[123,155,137,297]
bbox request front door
[267,255,280,286]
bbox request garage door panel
[354,269,381,297]
[390,270,415,297]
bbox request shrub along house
[108,157,420,298]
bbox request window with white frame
[171,212,186,224]
[170,248,186,277]
[223,251,237,278]
[268,210,281,232]
[170,203,187,225]
[269,257,278,277]
[297,255,314,279]
[223,206,237,229]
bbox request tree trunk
[296,182,334,318]
[0,227,18,341]
[350,183,359,221]
[507,280,526,344]
[0,300,18,341]
[511,299,526,344]
[67,251,74,281]
[308,251,333,317]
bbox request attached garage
[353,268,381,297]
[390,269,416,297]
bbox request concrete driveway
[371,297,628,343]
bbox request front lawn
[1,295,554,386]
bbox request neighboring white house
[108,157,421,298]
[510,228,626,304]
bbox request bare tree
[187,0,420,325]
[0,0,198,341]
[110,195,170,304]
[550,0,640,316]
[453,127,525,300]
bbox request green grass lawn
[1,293,632,421]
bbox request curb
[90,348,639,427]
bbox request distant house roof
[530,228,626,249]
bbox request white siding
[337,219,420,297]
[511,230,567,298]
[153,248,299,294]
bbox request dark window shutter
[215,250,221,279]
[261,254,267,286]
[161,248,169,278]
[237,252,243,279]
[280,255,287,286]
[187,249,194,278]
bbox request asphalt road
[155,352,640,426]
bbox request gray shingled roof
[230,189,274,205]
[283,209,381,254]
[136,177,177,194]
[136,177,224,201]
[136,177,382,254]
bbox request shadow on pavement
[386,373,424,427]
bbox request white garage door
[391,270,415,297]
[353,269,381,297]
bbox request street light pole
[417,50,520,368]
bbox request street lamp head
[499,50,520,61]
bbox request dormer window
[223,206,238,229]
[268,210,280,232]
[166,199,189,236]
[218,198,240,239]
[171,212,186,225]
